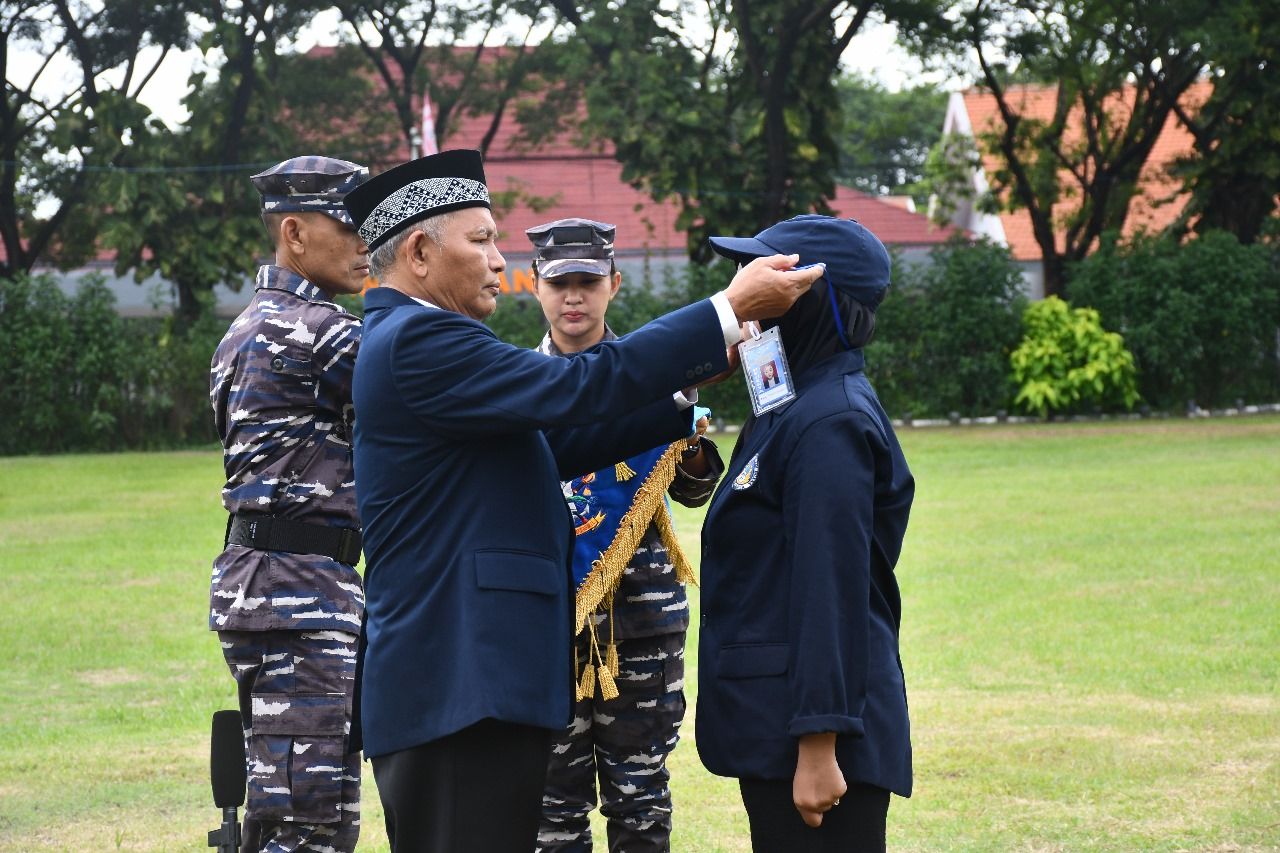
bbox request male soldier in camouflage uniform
[209,156,368,853]
[528,219,726,852]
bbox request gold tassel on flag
[571,441,699,705]
[598,663,619,700]
[606,642,619,677]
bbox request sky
[8,9,956,131]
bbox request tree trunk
[173,278,204,331]
[1040,253,1066,299]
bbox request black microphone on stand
[208,709,247,853]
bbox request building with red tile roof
[940,82,1210,296]
[22,44,963,314]
[414,48,962,294]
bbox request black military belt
[226,513,362,566]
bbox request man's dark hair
[262,212,288,246]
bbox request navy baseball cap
[708,214,892,307]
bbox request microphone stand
[208,806,241,853]
[208,708,246,852]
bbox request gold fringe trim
[575,442,688,635]
[653,495,698,587]
[573,441,701,702]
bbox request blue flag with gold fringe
[561,440,698,702]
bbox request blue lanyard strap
[823,274,853,351]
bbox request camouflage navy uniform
[535,329,725,853]
[209,157,366,853]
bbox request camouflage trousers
[219,629,361,853]
[537,631,686,853]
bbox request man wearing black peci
[343,148,824,852]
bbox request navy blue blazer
[695,348,915,796]
[353,287,729,758]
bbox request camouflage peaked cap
[251,156,369,227]
[527,218,616,278]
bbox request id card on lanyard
[738,323,796,416]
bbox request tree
[834,73,947,204]
[544,0,939,261]
[93,1,344,324]
[0,0,195,278]
[1168,2,1280,244]
[333,0,559,160]
[912,0,1226,296]
[835,74,947,207]
[30,0,573,322]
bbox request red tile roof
[829,186,959,246]
[961,82,1210,261]
[4,47,962,271]
[453,106,957,253]
[316,45,961,255]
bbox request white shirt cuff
[673,388,699,410]
[709,291,742,347]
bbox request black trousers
[371,718,554,853]
[739,778,890,853]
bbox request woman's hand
[676,416,711,476]
[793,732,846,828]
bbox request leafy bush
[1010,296,1140,417]
[1,274,75,452]
[0,273,220,454]
[1067,230,1280,409]
[867,236,1027,417]
[484,295,548,349]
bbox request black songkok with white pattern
[343,149,491,251]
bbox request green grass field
[1,417,1277,851]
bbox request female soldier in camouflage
[528,218,725,853]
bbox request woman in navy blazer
[698,215,915,852]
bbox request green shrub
[485,295,549,349]
[867,237,1027,417]
[0,274,78,453]
[0,273,219,454]
[1067,230,1280,409]
[1010,296,1140,417]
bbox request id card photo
[739,325,796,416]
